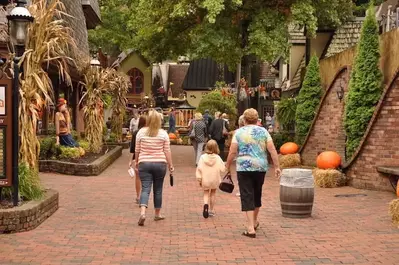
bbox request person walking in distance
[129,116,147,204]
[225,108,281,238]
[189,112,207,166]
[209,111,229,161]
[134,110,175,226]
[196,140,225,218]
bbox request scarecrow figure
[238,77,249,101]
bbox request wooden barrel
[280,168,314,218]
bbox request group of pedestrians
[128,107,281,239]
[189,110,230,165]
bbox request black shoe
[203,204,209,218]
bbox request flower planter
[39,146,122,176]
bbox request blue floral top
[232,125,272,172]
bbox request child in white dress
[196,140,226,218]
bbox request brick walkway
[1,146,399,265]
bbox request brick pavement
[1,146,399,265]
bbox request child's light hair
[205,140,220,155]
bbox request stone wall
[345,74,399,191]
[301,68,349,166]
[0,189,58,233]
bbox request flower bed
[0,189,58,234]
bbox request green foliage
[344,6,382,158]
[102,94,113,109]
[1,164,44,201]
[295,55,322,144]
[39,137,60,160]
[18,163,43,200]
[59,146,81,159]
[78,140,90,153]
[271,131,295,152]
[107,133,118,143]
[276,98,297,128]
[354,0,383,17]
[197,89,237,121]
[71,130,79,140]
[90,1,353,67]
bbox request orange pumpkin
[169,133,177,140]
[316,151,342,169]
[280,142,299,155]
[397,180,399,197]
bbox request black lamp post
[337,81,345,102]
[7,0,34,206]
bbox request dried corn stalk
[80,64,104,153]
[109,70,129,142]
[19,0,77,167]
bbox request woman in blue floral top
[225,108,281,238]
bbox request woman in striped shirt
[134,110,174,226]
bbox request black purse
[170,174,174,187]
[219,172,234,193]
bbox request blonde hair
[243,108,259,125]
[146,110,162,137]
[222,113,228,119]
[238,115,245,127]
[215,111,221,119]
[194,112,203,120]
[205,140,220,154]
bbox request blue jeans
[138,162,167,209]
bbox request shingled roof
[324,19,364,58]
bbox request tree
[295,55,322,145]
[197,89,237,122]
[90,0,353,69]
[344,5,382,158]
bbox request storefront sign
[0,78,12,186]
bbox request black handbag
[219,173,234,193]
[170,174,174,187]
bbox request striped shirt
[135,128,170,164]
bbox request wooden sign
[0,74,12,187]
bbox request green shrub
[344,5,382,158]
[276,97,297,128]
[39,137,55,160]
[78,140,90,153]
[71,130,79,140]
[39,137,61,160]
[1,164,43,201]
[295,55,322,145]
[59,146,81,159]
[271,131,295,152]
[108,133,117,143]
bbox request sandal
[254,222,260,231]
[203,204,209,219]
[138,215,146,226]
[242,231,256,238]
[154,215,165,221]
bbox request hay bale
[279,154,301,169]
[389,199,399,227]
[313,168,346,188]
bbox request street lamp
[90,54,101,70]
[7,0,34,206]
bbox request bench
[377,166,399,192]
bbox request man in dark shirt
[209,112,229,161]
